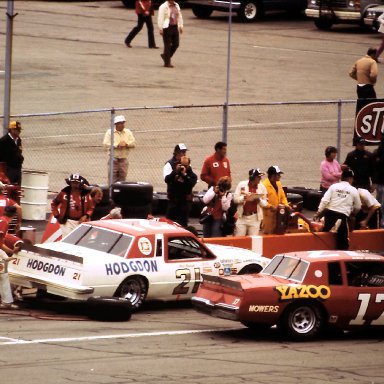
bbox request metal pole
[222,0,232,143]
[337,99,342,162]
[3,0,17,135]
[108,108,115,188]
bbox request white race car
[9,219,269,310]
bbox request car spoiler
[20,242,84,264]
[201,273,243,291]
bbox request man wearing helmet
[51,174,94,237]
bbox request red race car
[192,250,384,340]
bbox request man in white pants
[233,168,268,236]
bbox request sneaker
[164,64,174,68]
[0,302,19,309]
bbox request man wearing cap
[51,174,94,237]
[200,142,231,189]
[163,143,197,227]
[262,165,290,234]
[343,138,374,191]
[314,169,361,250]
[0,121,24,185]
[233,168,268,236]
[103,115,136,184]
[0,206,20,309]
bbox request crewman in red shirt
[0,181,22,232]
[200,142,231,188]
[51,174,94,237]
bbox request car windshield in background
[63,225,133,257]
[263,255,309,282]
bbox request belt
[243,212,256,216]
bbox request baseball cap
[114,115,126,124]
[9,121,21,130]
[267,165,284,176]
[174,143,188,152]
[249,168,265,179]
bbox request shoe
[160,53,165,63]
[149,46,159,49]
[125,43,132,48]
[164,64,174,68]
[0,302,19,309]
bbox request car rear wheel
[192,5,213,19]
[237,1,262,22]
[279,302,324,341]
[115,276,148,310]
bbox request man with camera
[163,143,197,227]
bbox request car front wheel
[115,276,148,310]
[237,1,262,22]
[279,302,324,341]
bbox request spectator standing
[125,0,158,49]
[376,13,384,61]
[163,143,197,227]
[0,121,24,185]
[202,176,232,238]
[51,174,94,237]
[343,137,374,191]
[349,48,378,101]
[355,188,381,229]
[233,168,268,236]
[320,146,343,194]
[103,115,136,184]
[158,0,183,68]
[372,137,384,227]
[0,206,20,309]
[200,142,231,189]
[314,169,361,250]
[262,166,290,234]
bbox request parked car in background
[192,250,384,340]
[306,0,384,30]
[364,4,384,30]
[187,0,306,22]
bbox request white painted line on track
[0,336,22,342]
[0,327,243,346]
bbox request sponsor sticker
[138,237,152,255]
[275,285,331,301]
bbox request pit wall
[203,230,384,258]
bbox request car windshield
[63,225,133,257]
[263,255,309,282]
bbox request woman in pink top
[320,146,343,193]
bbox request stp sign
[355,102,384,143]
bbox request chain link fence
[1,100,358,194]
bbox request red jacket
[200,153,231,188]
[135,0,154,15]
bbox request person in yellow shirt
[262,165,290,234]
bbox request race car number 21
[173,268,201,295]
[349,293,384,326]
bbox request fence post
[337,99,342,162]
[222,102,228,143]
[108,108,115,188]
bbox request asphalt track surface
[1,2,384,383]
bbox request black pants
[323,210,349,250]
[166,198,190,228]
[6,165,22,185]
[125,14,156,48]
[162,25,179,65]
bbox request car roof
[279,250,384,262]
[87,219,193,236]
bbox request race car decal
[249,305,279,313]
[105,260,158,276]
[26,258,66,276]
[349,293,384,326]
[138,237,152,256]
[173,267,201,295]
[275,285,331,301]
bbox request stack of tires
[285,187,323,212]
[111,182,153,219]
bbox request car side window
[167,237,207,261]
[328,262,343,285]
[346,261,384,287]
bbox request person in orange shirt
[125,0,158,49]
[262,165,290,234]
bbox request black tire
[238,263,263,274]
[121,203,152,219]
[115,276,148,310]
[112,182,153,206]
[237,1,263,22]
[192,5,213,19]
[286,193,303,212]
[305,190,323,211]
[151,192,168,215]
[278,302,324,341]
[190,192,205,218]
[87,296,132,321]
[314,17,333,30]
